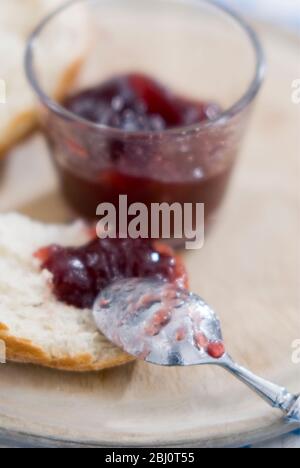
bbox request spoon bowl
[93,278,225,366]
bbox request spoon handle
[222,356,300,422]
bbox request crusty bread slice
[0,0,87,156]
[0,213,133,371]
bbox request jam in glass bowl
[25,0,265,245]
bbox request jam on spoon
[93,278,224,363]
[93,278,300,422]
[35,238,187,309]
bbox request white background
[218,0,300,32]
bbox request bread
[0,213,133,371]
[0,0,88,156]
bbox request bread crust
[0,58,83,158]
[0,321,134,372]
[0,110,37,157]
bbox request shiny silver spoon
[93,278,300,422]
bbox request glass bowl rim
[24,0,266,137]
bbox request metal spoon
[93,278,300,422]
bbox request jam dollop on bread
[35,238,188,309]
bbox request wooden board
[0,24,299,447]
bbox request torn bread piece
[0,0,88,156]
[0,213,133,371]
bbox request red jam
[35,238,187,309]
[57,73,233,225]
[207,341,225,359]
[64,73,221,131]
[60,168,233,225]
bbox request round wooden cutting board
[0,23,299,448]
